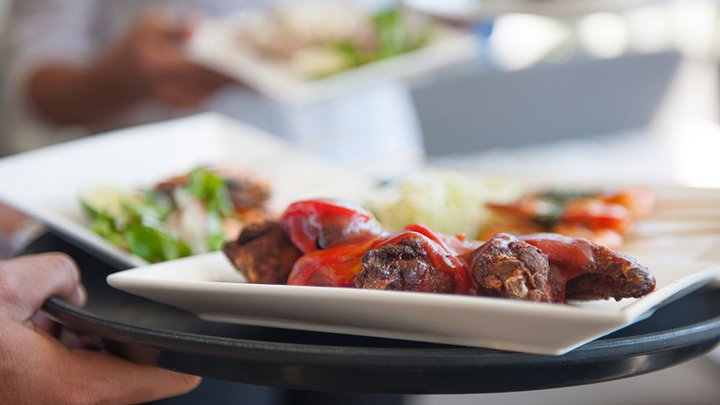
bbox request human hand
[0,253,201,404]
[112,10,234,109]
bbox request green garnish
[80,167,239,263]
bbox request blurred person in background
[0,0,423,256]
[0,1,416,404]
[1,0,424,173]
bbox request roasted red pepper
[403,224,480,257]
[288,238,379,287]
[561,199,631,234]
[280,200,474,293]
[279,199,386,254]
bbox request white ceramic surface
[0,113,376,266]
[402,0,656,20]
[107,251,720,355]
[187,10,480,104]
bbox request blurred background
[2,0,720,404]
[2,0,720,176]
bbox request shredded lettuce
[369,171,525,239]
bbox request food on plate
[354,223,475,294]
[481,188,657,249]
[238,5,435,79]
[223,199,656,304]
[369,170,525,238]
[368,172,656,250]
[471,233,655,302]
[223,221,301,284]
[80,167,270,263]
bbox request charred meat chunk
[355,232,457,294]
[470,233,555,302]
[520,233,656,301]
[222,221,302,284]
[226,177,270,212]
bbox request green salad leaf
[124,225,191,263]
[312,7,435,79]
[81,166,240,263]
[186,167,234,217]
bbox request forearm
[26,49,149,127]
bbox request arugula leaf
[124,225,191,263]
[90,215,128,250]
[185,167,234,218]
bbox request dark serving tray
[26,232,720,395]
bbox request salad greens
[80,167,238,263]
[315,8,434,78]
[531,190,598,228]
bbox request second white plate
[187,9,479,104]
[0,113,376,266]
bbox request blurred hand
[0,253,201,404]
[114,10,234,108]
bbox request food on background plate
[223,199,656,304]
[369,171,525,238]
[481,188,657,249]
[369,171,657,250]
[237,5,435,79]
[80,167,270,263]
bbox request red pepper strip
[519,233,594,281]
[403,224,480,257]
[287,238,380,287]
[279,199,387,254]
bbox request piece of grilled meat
[355,233,456,293]
[470,233,656,302]
[222,221,302,284]
[470,233,555,302]
[226,177,270,212]
[519,233,656,301]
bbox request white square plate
[402,0,655,20]
[107,251,720,355]
[187,9,479,104]
[0,113,376,266]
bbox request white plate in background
[107,251,720,355]
[187,9,479,104]
[403,0,655,21]
[0,113,376,267]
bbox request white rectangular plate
[107,251,720,355]
[0,113,376,266]
[187,9,479,104]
